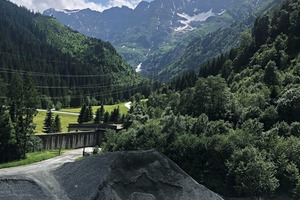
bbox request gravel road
[0,147,93,176]
[37,109,80,116]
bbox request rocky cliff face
[0,150,223,200]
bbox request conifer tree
[104,111,110,123]
[110,106,120,123]
[43,110,54,133]
[53,115,62,133]
[7,74,39,158]
[95,104,105,124]
[0,107,17,163]
[78,104,87,124]
[87,105,93,122]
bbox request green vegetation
[0,150,64,169]
[34,111,78,133]
[33,102,130,133]
[0,73,40,163]
[43,111,62,133]
[0,0,149,108]
[102,0,300,198]
[0,0,148,165]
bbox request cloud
[109,0,141,8]
[9,0,145,13]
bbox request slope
[152,0,284,81]
[0,0,146,106]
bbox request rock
[0,150,224,200]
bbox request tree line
[0,73,40,163]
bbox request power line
[46,84,149,100]
[0,67,115,78]
[0,51,78,65]
[0,82,150,100]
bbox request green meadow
[34,102,130,133]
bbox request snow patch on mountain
[136,62,142,73]
[174,9,226,32]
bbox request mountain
[142,0,282,81]
[101,0,300,197]
[43,0,282,81]
[0,0,146,107]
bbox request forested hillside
[102,0,300,198]
[0,0,147,107]
[154,0,283,81]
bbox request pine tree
[104,111,110,123]
[43,110,54,133]
[7,74,39,158]
[78,104,87,124]
[0,107,17,163]
[95,104,105,124]
[110,106,120,123]
[87,105,93,122]
[53,115,62,133]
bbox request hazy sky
[9,0,153,13]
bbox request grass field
[61,102,129,116]
[0,150,64,169]
[34,112,78,133]
[34,102,130,133]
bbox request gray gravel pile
[0,150,224,200]
[0,178,52,200]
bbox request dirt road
[0,147,93,176]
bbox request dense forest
[102,0,300,198]
[0,0,149,108]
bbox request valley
[1,0,300,199]
[44,0,283,81]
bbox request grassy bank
[34,112,78,133]
[34,102,131,133]
[0,150,63,169]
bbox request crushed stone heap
[0,150,224,200]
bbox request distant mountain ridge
[44,0,282,81]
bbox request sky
[9,0,153,13]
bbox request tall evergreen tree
[53,115,62,133]
[110,106,120,123]
[78,104,87,124]
[43,110,54,133]
[87,105,93,122]
[21,75,39,157]
[103,111,110,123]
[0,107,17,163]
[7,74,28,158]
[95,104,105,124]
